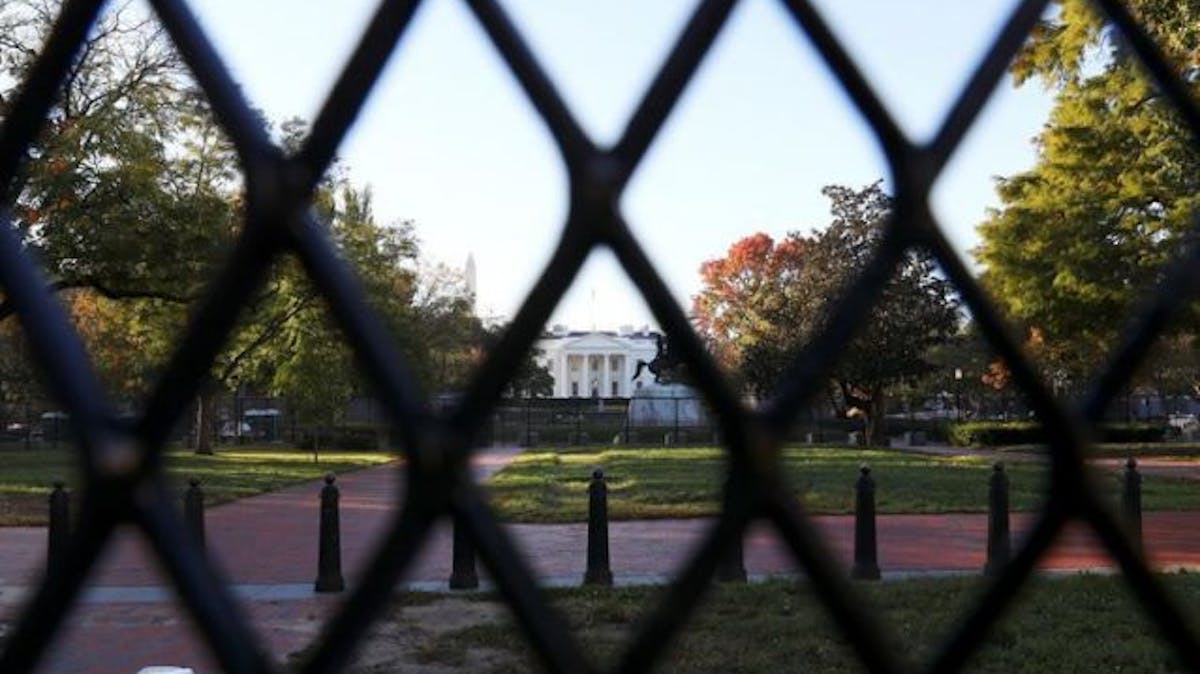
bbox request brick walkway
[4,446,1200,673]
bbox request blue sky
[182,0,1054,329]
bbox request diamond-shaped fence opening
[2,0,1200,672]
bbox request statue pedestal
[627,383,706,427]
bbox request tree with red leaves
[694,183,959,445]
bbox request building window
[611,381,619,396]
[571,382,579,397]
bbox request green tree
[977,0,1200,387]
[0,4,500,453]
[0,1,240,417]
[693,231,809,398]
[478,322,553,399]
[235,184,422,452]
[411,262,481,394]
[268,297,356,459]
[694,183,960,444]
[909,324,1003,419]
[1,1,237,319]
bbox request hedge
[948,421,1167,447]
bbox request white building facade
[535,326,661,398]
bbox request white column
[581,354,590,398]
[600,354,610,399]
[557,352,567,397]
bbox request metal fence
[1,0,1199,672]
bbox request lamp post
[954,368,963,421]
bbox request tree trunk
[195,389,215,455]
[865,391,887,447]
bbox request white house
[535,325,661,398]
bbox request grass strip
[0,446,394,525]
[410,573,1200,673]
[485,446,1200,522]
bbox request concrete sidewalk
[5,445,1200,673]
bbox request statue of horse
[632,334,682,384]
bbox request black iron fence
[3,391,1192,454]
[2,0,1200,673]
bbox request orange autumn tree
[694,183,960,445]
[694,232,810,398]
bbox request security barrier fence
[1,1,1198,673]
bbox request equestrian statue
[632,334,684,385]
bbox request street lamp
[954,368,964,421]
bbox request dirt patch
[300,596,519,674]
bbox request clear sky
[179,0,1054,330]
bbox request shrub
[947,421,1042,447]
[948,421,1167,447]
[1099,423,1168,443]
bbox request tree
[0,3,509,453]
[910,323,1006,419]
[694,183,960,444]
[234,183,423,452]
[406,269,553,399]
[477,322,553,399]
[0,1,241,425]
[694,231,809,399]
[66,290,179,400]
[0,5,429,452]
[977,0,1200,388]
[1,1,237,320]
[410,262,482,394]
[267,296,356,461]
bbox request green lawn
[484,446,1200,523]
[1000,442,1200,458]
[0,446,395,525]
[402,574,1199,673]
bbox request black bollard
[184,478,205,549]
[314,474,345,592]
[448,514,479,589]
[47,481,69,570]
[1122,457,1143,553]
[984,462,1011,576]
[851,465,881,580]
[583,469,613,586]
[716,475,747,583]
